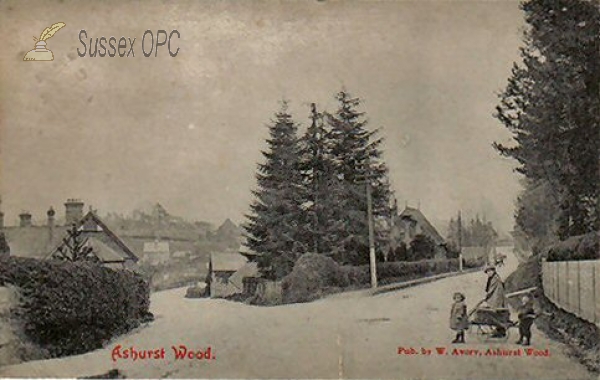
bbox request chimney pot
[19,212,32,227]
[64,199,84,225]
[47,207,55,227]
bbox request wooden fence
[541,260,600,325]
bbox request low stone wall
[0,286,19,366]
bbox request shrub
[0,256,152,357]
[185,285,206,299]
[281,254,459,304]
[281,253,347,304]
[546,232,600,262]
[408,234,436,261]
[341,258,460,287]
[463,256,486,269]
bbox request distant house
[2,200,138,270]
[207,252,258,298]
[142,240,170,265]
[390,206,447,259]
[213,219,244,248]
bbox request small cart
[468,301,515,342]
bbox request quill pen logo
[23,22,66,61]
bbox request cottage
[207,252,258,298]
[48,211,139,270]
[390,206,448,259]
[2,200,138,270]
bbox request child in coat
[450,292,468,343]
[516,294,536,345]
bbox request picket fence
[541,259,600,325]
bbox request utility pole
[458,210,463,272]
[310,103,320,254]
[365,158,378,288]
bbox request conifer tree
[53,223,99,263]
[325,91,392,265]
[494,0,599,239]
[243,102,306,280]
[298,103,342,255]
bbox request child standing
[450,292,468,343]
[516,294,536,345]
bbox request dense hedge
[546,232,599,262]
[0,256,152,357]
[282,253,460,304]
[344,258,460,287]
[282,253,346,304]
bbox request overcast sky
[0,0,524,233]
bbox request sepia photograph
[0,0,598,379]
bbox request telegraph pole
[458,210,463,272]
[365,159,378,288]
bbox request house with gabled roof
[207,251,258,298]
[48,211,139,270]
[2,199,138,270]
[390,206,448,259]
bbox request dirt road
[0,248,594,379]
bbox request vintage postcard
[0,0,598,379]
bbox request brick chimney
[19,212,32,227]
[47,207,56,227]
[64,199,84,225]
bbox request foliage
[341,259,459,287]
[0,231,9,256]
[514,178,561,250]
[494,0,600,240]
[281,252,459,304]
[51,223,99,263]
[298,103,342,256]
[185,285,207,298]
[546,232,600,261]
[387,242,408,262]
[408,234,436,261]
[0,256,152,357]
[325,91,393,264]
[446,215,498,249]
[281,253,347,304]
[245,91,395,279]
[243,101,307,280]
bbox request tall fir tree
[243,102,306,280]
[494,0,599,240]
[325,90,392,265]
[298,103,343,255]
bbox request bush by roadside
[546,232,599,262]
[282,254,346,304]
[281,253,460,304]
[0,256,153,359]
[185,284,207,299]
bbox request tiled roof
[4,212,138,264]
[398,207,445,245]
[4,226,68,258]
[210,252,248,272]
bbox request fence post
[576,261,581,316]
[594,261,598,324]
[566,261,570,310]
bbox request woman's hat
[484,264,496,273]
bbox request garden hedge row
[282,253,460,304]
[546,232,599,262]
[343,258,460,287]
[0,256,152,357]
